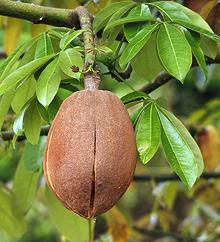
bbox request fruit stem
[76,6,100,90]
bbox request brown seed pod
[43,90,137,218]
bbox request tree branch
[0,0,79,28]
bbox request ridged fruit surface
[44,90,137,218]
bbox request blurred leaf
[150,1,220,42]
[24,100,42,145]
[0,184,26,238]
[185,31,208,79]
[136,103,161,164]
[131,31,163,81]
[119,24,158,68]
[35,33,54,59]
[31,24,48,38]
[4,18,23,55]
[45,186,92,242]
[0,54,55,95]
[106,207,129,242]
[95,45,114,63]
[157,22,192,82]
[23,137,47,171]
[163,182,177,209]
[11,75,36,113]
[197,126,220,171]
[0,91,14,130]
[12,159,40,217]
[199,0,218,19]
[36,57,61,107]
[157,106,204,187]
[59,48,83,79]
[60,29,84,50]
[200,35,218,59]
[93,1,136,33]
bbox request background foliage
[0,0,220,242]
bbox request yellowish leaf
[4,18,23,55]
[106,207,130,242]
[30,24,49,38]
[200,0,218,19]
[197,126,220,171]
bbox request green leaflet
[12,159,40,217]
[121,91,149,105]
[157,23,192,82]
[185,31,208,80]
[19,39,38,67]
[59,48,83,79]
[157,106,204,188]
[124,22,149,42]
[93,1,136,33]
[0,54,55,95]
[0,41,29,81]
[136,103,161,164]
[105,4,155,31]
[45,186,92,242]
[23,137,47,172]
[0,184,26,238]
[35,33,54,59]
[23,100,42,145]
[119,24,158,68]
[11,75,36,113]
[60,29,85,50]
[131,31,164,81]
[150,1,220,42]
[0,91,14,130]
[200,36,218,59]
[36,57,61,107]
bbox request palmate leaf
[157,22,192,82]
[156,106,204,188]
[119,24,159,68]
[105,4,155,31]
[0,54,55,95]
[93,1,136,33]
[136,102,161,164]
[185,31,208,79]
[36,57,61,107]
[149,1,220,42]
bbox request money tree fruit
[44,89,137,218]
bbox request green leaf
[12,159,40,217]
[59,48,83,79]
[19,39,38,67]
[0,184,26,238]
[150,1,220,42]
[136,103,161,164]
[103,3,138,40]
[11,75,36,113]
[124,22,148,42]
[13,104,30,136]
[200,36,218,59]
[121,91,149,105]
[185,31,208,79]
[45,186,92,242]
[0,42,29,81]
[157,23,192,82]
[24,100,42,145]
[60,29,85,50]
[35,33,54,59]
[36,57,61,107]
[93,1,136,33]
[0,91,14,130]
[131,31,164,80]
[23,137,47,172]
[119,24,158,68]
[157,106,204,187]
[0,54,55,95]
[105,4,155,31]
